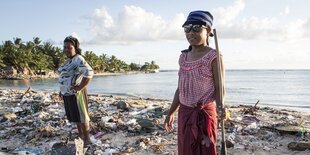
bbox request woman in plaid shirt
[164,11,225,155]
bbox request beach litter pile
[0,89,310,155]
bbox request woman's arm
[72,55,94,91]
[164,88,180,132]
[167,88,180,116]
[212,55,225,113]
[72,77,91,91]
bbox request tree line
[0,37,159,75]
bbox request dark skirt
[178,101,218,155]
[63,89,89,123]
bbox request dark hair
[64,36,82,54]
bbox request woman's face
[184,25,209,46]
[63,42,76,58]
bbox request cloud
[85,5,185,44]
[284,6,290,15]
[217,16,284,40]
[83,0,310,44]
[303,18,310,37]
[213,1,310,41]
[213,0,245,26]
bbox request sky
[1,0,310,69]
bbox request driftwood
[20,87,37,99]
[20,87,31,99]
[241,100,260,115]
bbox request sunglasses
[183,24,207,33]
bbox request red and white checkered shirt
[178,49,217,107]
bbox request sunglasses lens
[192,25,202,32]
[184,26,191,33]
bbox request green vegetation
[0,37,159,75]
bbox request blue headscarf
[183,10,213,29]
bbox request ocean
[1,70,309,112]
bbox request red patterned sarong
[178,101,218,155]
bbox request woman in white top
[58,36,94,146]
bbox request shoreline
[0,89,310,154]
[0,71,149,80]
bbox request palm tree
[84,51,101,71]
[99,53,109,72]
[42,42,65,70]
[0,44,6,67]
[129,63,140,71]
[20,41,35,75]
[3,39,24,70]
[120,60,130,71]
[108,55,122,72]
[141,62,150,71]
[140,61,159,71]
[150,60,160,69]
[33,37,41,45]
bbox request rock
[116,101,129,110]
[288,141,310,151]
[137,118,157,130]
[51,142,76,155]
[226,140,234,148]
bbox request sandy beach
[0,88,310,155]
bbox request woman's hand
[72,85,83,91]
[201,134,211,147]
[58,92,63,100]
[71,77,91,92]
[164,114,175,132]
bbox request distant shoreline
[0,71,154,80]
